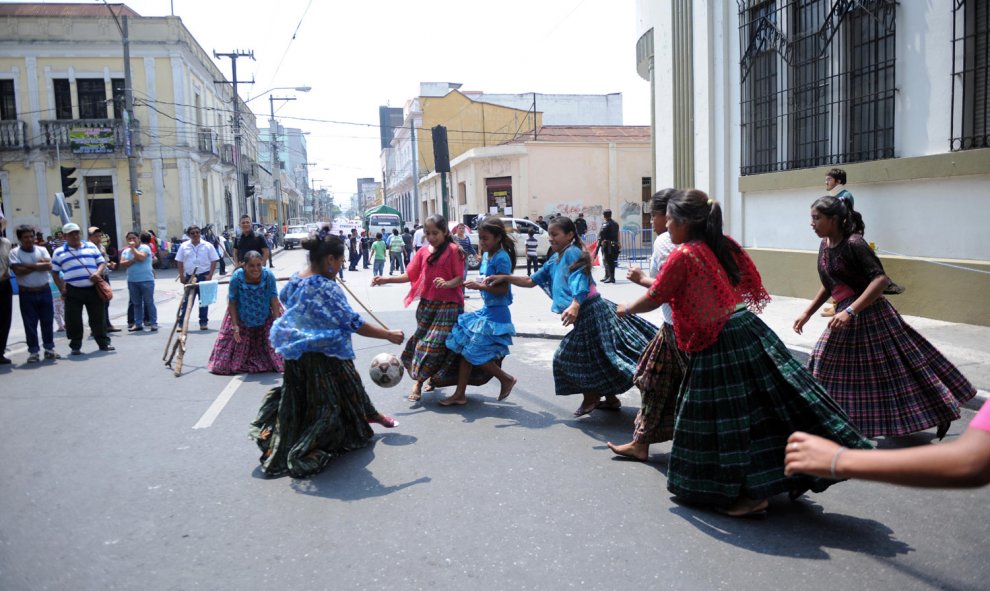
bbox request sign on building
[70,127,115,154]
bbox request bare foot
[574,394,600,417]
[718,497,769,518]
[497,376,517,401]
[439,395,467,406]
[607,441,648,461]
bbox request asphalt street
[1,248,988,591]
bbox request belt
[19,285,50,292]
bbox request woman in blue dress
[250,235,405,478]
[442,218,517,405]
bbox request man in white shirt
[175,225,219,330]
[413,225,427,252]
[10,225,58,362]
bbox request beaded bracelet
[830,447,847,479]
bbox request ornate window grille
[738,0,897,175]
[951,0,990,150]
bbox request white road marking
[193,374,245,429]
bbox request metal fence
[585,229,655,267]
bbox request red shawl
[404,243,465,308]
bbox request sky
[23,0,650,204]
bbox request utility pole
[269,95,296,236]
[101,5,142,231]
[213,49,254,219]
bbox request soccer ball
[369,353,404,388]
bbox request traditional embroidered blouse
[269,274,364,360]
[228,267,277,327]
[817,234,886,303]
[404,242,465,307]
[531,244,598,314]
[647,240,770,352]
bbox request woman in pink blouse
[786,400,990,488]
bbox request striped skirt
[401,299,462,383]
[668,310,871,506]
[552,296,657,396]
[208,312,284,375]
[810,297,976,437]
[632,322,687,444]
[249,353,379,478]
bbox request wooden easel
[163,277,200,376]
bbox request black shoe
[70,349,82,356]
[107,326,122,333]
[99,345,116,352]
[0,357,11,365]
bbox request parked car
[460,217,552,270]
[283,225,311,249]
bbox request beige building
[418,125,652,235]
[0,3,260,247]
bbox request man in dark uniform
[595,209,620,283]
[574,213,588,238]
[232,215,270,269]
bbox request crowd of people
[2,181,987,511]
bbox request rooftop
[0,3,140,17]
[500,125,650,144]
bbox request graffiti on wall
[542,200,643,233]
[618,201,643,233]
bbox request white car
[283,225,311,249]
[460,217,552,270]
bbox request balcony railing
[37,118,147,154]
[0,120,27,150]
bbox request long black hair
[651,188,678,215]
[667,189,742,285]
[425,214,456,265]
[548,216,591,277]
[811,194,865,237]
[302,234,345,269]
[477,217,516,271]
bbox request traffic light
[60,166,78,198]
[245,183,256,198]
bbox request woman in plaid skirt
[794,195,976,439]
[619,190,870,517]
[608,188,687,460]
[487,216,656,417]
[373,214,465,402]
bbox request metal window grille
[951,0,990,150]
[738,0,897,176]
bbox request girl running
[487,216,656,417]
[607,189,687,460]
[794,195,976,439]
[618,189,870,517]
[442,218,517,406]
[252,235,403,479]
[372,214,465,402]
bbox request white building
[635,0,990,325]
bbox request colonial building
[0,3,260,246]
[635,0,990,325]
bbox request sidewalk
[465,267,990,403]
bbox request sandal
[596,399,622,411]
[717,498,768,518]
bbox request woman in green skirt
[618,189,870,517]
[251,235,404,478]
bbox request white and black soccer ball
[369,353,404,388]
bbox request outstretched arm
[486,274,536,289]
[356,322,404,345]
[617,291,661,317]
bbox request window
[951,0,990,150]
[54,79,73,120]
[85,175,113,195]
[76,79,107,119]
[0,80,15,119]
[738,1,897,175]
[111,78,125,119]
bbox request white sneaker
[27,353,40,363]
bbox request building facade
[0,3,259,246]
[636,0,990,325]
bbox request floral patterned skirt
[208,311,284,375]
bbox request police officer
[595,209,619,283]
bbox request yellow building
[0,3,260,248]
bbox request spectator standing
[402,226,414,265]
[50,223,114,355]
[175,225,219,330]
[119,231,158,332]
[413,224,426,252]
[360,230,370,269]
[525,229,540,276]
[348,229,360,271]
[232,216,270,268]
[88,227,120,332]
[9,225,59,362]
[595,209,620,283]
[574,213,588,239]
[370,232,387,277]
[389,228,406,275]
[0,219,12,364]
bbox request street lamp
[245,86,311,103]
[267,91,308,233]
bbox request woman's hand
[271,302,284,320]
[433,277,448,289]
[828,310,852,330]
[626,266,643,283]
[793,311,811,334]
[561,301,580,327]
[232,325,242,344]
[387,329,405,345]
[784,431,843,478]
[371,276,385,287]
[485,275,505,287]
[464,279,483,291]
[616,302,628,318]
